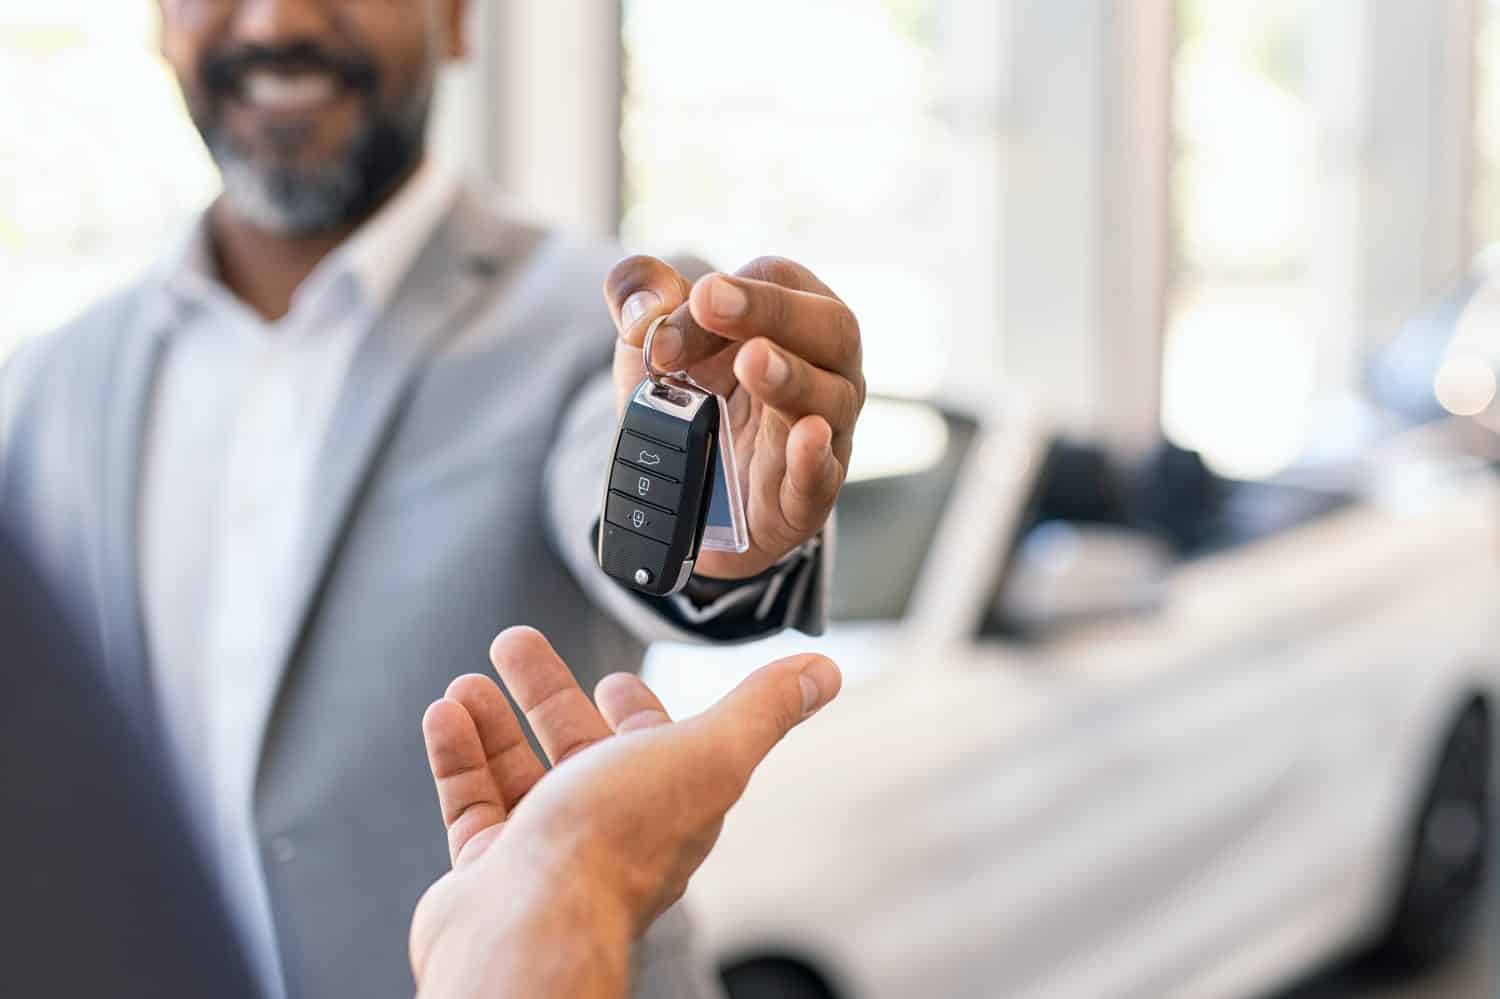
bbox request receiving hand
[604,256,865,579]
[409,627,842,999]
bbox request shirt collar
[154,163,459,324]
[327,162,459,312]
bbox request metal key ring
[642,313,675,387]
[643,314,714,397]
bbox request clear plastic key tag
[644,319,749,555]
[698,388,750,554]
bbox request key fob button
[610,461,682,511]
[606,493,678,545]
[622,403,693,450]
[617,431,688,482]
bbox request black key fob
[598,379,721,596]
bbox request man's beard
[205,112,425,236]
[191,41,429,236]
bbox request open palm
[410,627,841,991]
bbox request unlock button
[610,461,681,512]
[606,493,677,545]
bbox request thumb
[603,254,690,345]
[695,654,842,791]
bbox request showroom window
[1479,0,1500,251]
[3,0,1486,441]
[619,0,954,400]
[1162,0,1319,478]
[0,0,219,358]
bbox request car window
[977,438,1359,638]
[830,399,979,622]
[976,439,1128,639]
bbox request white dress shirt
[138,166,458,999]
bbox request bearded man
[0,1,865,996]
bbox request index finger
[736,255,842,302]
[676,254,850,374]
[688,273,862,380]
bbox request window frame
[467,0,1485,452]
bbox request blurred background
[7,0,1500,471]
[5,1,1500,997]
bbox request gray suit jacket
[0,189,825,999]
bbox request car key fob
[597,378,721,596]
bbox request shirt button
[271,837,297,864]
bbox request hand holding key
[604,256,866,580]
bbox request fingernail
[798,658,840,718]
[763,347,790,387]
[651,325,684,368]
[708,276,748,320]
[621,290,661,333]
[799,675,821,717]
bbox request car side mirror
[997,521,1171,636]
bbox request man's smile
[238,70,345,115]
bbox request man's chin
[203,114,424,236]
[215,156,363,237]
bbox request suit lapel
[98,301,167,729]
[252,192,517,762]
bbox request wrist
[417,851,633,999]
[510,878,632,999]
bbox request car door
[912,437,1364,997]
[987,485,1497,999]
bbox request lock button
[610,461,682,512]
[606,492,678,545]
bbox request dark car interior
[977,437,1360,637]
[1030,438,1358,559]
[829,402,1360,629]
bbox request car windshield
[830,398,979,621]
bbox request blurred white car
[645,399,1500,999]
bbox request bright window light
[0,0,219,358]
[1478,0,1500,250]
[1162,0,1319,480]
[620,0,952,400]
